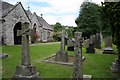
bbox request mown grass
[1,42,118,79]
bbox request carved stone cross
[13,22,40,79]
[60,29,65,51]
[17,22,31,66]
[73,32,83,79]
[54,29,68,62]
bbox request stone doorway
[14,22,22,45]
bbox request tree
[65,27,74,38]
[53,22,63,32]
[101,2,120,73]
[52,22,63,41]
[75,2,101,38]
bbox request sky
[3,0,104,26]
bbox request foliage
[65,27,74,38]
[53,22,74,41]
[75,2,101,38]
[31,31,40,43]
[52,32,61,41]
[101,2,120,46]
[53,22,63,32]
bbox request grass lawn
[1,42,118,79]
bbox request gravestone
[73,32,83,79]
[13,22,40,79]
[0,53,8,59]
[94,33,101,49]
[103,36,114,54]
[67,38,75,51]
[83,39,89,48]
[86,35,95,53]
[111,58,119,73]
[55,29,68,62]
[86,43,95,53]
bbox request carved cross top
[17,29,31,36]
[17,22,31,36]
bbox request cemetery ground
[1,42,118,79]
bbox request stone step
[83,75,92,80]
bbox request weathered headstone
[103,36,114,54]
[111,58,119,73]
[13,22,40,79]
[67,38,75,51]
[94,33,101,49]
[55,29,68,62]
[86,35,95,53]
[83,39,89,48]
[73,32,83,79]
[86,43,95,53]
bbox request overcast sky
[3,0,104,26]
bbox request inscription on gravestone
[13,22,40,79]
[73,32,83,79]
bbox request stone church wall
[3,3,31,45]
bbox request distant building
[0,1,54,45]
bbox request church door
[14,22,22,45]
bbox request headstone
[94,33,101,49]
[73,32,83,79]
[13,22,40,79]
[83,39,89,48]
[67,38,75,51]
[104,36,112,47]
[111,59,119,73]
[86,35,95,53]
[103,36,114,54]
[86,43,95,53]
[55,29,68,62]
[0,53,8,59]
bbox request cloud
[3,0,103,26]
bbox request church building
[0,1,54,45]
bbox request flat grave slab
[83,75,92,80]
[36,54,85,66]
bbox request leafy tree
[65,27,74,38]
[52,22,63,41]
[53,22,63,32]
[101,2,120,73]
[75,2,101,38]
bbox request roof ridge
[2,2,32,25]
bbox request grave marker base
[55,50,68,62]
[13,65,40,79]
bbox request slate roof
[26,10,33,20]
[1,1,14,17]
[37,16,53,31]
